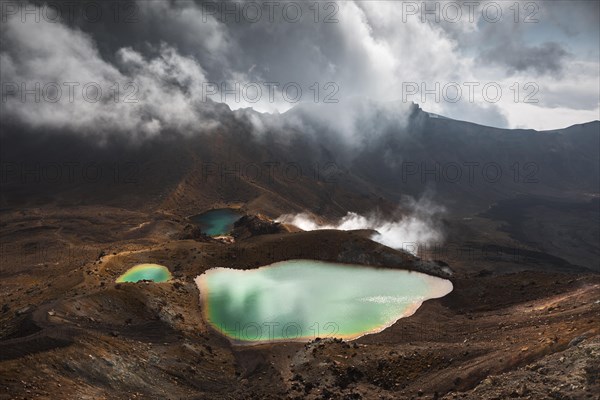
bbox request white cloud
[0,13,220,139]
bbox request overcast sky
[1,0,598,135]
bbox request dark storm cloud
[542,0,600,38]
[479,41,570,75]
[0,2,230,138]
[0,0,598,134]
[421,1,594,76]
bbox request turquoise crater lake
[195,260,453,343]
[189,209,243,236]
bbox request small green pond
[189,208,243,236]
[195,260,452,343]
[116,264,172,283]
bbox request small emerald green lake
[189,209,243,236]
[116,264,172,283]
[195,260,452,343]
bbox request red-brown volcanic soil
[1,206,598,399]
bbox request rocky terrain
[0,200,598,399]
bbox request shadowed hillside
[2,104,598,219]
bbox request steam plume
[277,197,445,255]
